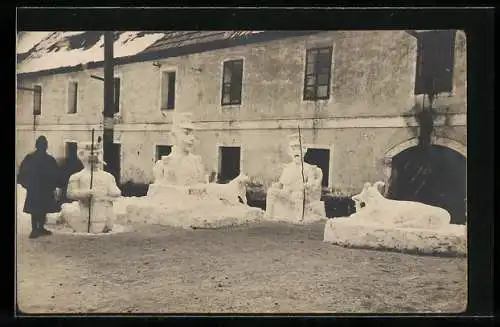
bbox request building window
[218,146,241,183]
[67,81,78,114]
[304,148,330,188]
[303,47,333,101]
[414,30,456,95]
[221,59,243,106]
[114,77,121,114]
[33,85,42,115]
[161,71,176,110]
[156,145,172,161]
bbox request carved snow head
[171,112,196,153]
[77,141,104,170]
[287,133,308,164]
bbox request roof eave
[17,30,321,79]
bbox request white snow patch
[323,218,467,256]
[17,32,55,54]
[17,32,166,74]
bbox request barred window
[33,85,42,115]
[68,81,78,114]
[303,47,333,101]
[160,71,176,110]
[114,77,121,113]
[221,59,243,106]
[415,30,455,95]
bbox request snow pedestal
[323,218,466,256]
[264,196,327,225]
[120,185,264,229]
[56,201,128,235]
[322,181,467,256]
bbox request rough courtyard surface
[16,221,467,314]
[122,194,264,229]
[323,218,466,256]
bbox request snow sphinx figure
[60,141,122,234]
[264,133,326,224]
[323,181,466,256]
[123,112,263,229]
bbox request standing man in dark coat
[17,136,62,238]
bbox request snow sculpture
[323,181,467,256]
[61,141,122,233]
[123,112,263,229]
[264,133,327,224]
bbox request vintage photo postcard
[16,28,469,314]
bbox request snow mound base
[323,218,467,256]
[120,197,265,229]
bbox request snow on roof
[17,31,266,75]
[17,31,166,75]
[17,32,56,54]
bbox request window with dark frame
[414,30,456,95]
[68,81,78,114]
[303,47,333,101]
[33,85,42,115]
[161,71,176,110]
[221,59,243,106]
[114,77,121,114]
[156,145,172,161]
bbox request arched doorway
[385,139,467,225]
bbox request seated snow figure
[61,141,122,234]
[264,133,326,224]
[323,180,466,256]
[123,112,263,229]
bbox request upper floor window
[160,71,176,111]
[33,85,42,115]
[114,77,121,114]
[414,30,456,95]
[303,47,333,101]
[67,81,78,114]
[221,59,243,106]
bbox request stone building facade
[16,30,467,197]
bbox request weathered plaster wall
[16,30,467,193]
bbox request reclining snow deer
[350,181,451,229]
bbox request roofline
[17,31,322,79]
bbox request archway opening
[386,144,466,225]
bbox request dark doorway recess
[387,145,466,225]
[218,146,240,183]
[304,148,330,188]
[104,143,121,185]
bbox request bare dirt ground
[16,220,467,314]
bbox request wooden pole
[103,31,115,178]
[88,128,95,233]
[298,126,306,221]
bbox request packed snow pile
[121,194,265,229]
[323,181,467,256]
[264,200,327,225]
[57,200,129,235]
[323,218,466,256]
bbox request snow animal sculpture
[348,181,451,229]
